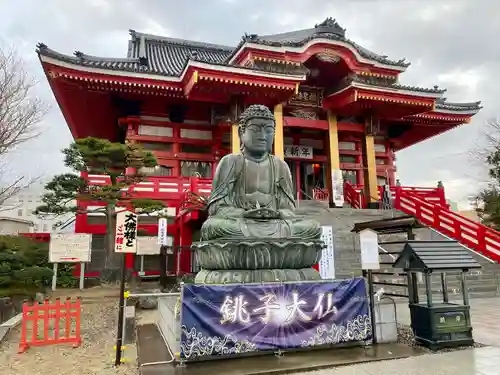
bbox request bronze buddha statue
[193,104,324,284]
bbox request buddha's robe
[200,153,321,241]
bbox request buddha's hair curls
[238,104,275,130]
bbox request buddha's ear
[238,126,244,152]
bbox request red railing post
[18,297,82,353]
[476,225,487,255]
[433,204,441,229]
[190,176,199,194]
[393,185,402,209]
[18,302,29,353]
[437,181,447,208]
[73,299,82,347]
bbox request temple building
[37,18,482,276]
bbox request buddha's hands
[218,207,246,218]
[278,209,296,219]
[243,207,281,219]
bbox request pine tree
[36,138,165,281]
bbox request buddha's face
[240,117,275,156]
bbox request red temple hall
[37,18,482,276]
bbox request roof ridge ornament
[36,42,48,52]
[314,17,346,37]
[242,33,259,42]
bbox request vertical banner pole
[79,262,85,290]
[367,269,377,344]
[160,245,167,291]
[51,263,58,292]
[115,253,127,366]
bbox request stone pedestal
[192,238,324,283]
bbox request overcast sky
[0,0,497,208]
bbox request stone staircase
[295,200,500,299]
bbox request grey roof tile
[230,18,410,68]
[330,74,445,96]
[37,43,142,73]
[37,18,410,79]
[127,30,232,76]
[435,98,482,111]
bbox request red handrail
[395,191,500,263]
[313,187,329,201]
[343,182,363,209]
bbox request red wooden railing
[312,187,329,201]
[394,192,500,263]
[82,174,213,200]
[341,181,500,263]
[18,298,82,353]
[343,182,448,209]
[343,182,364,209]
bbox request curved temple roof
[435,98,482,112]
[232,18,409,68]
[36,18,481,117]
[37,17,410,78]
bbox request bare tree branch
[0,45,48,205]
[0,47,48,153]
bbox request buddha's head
[238,104,275,157]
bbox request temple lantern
[313,163,321,174]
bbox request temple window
[140,142,173,152]
[180,144,212,154]
[181,161,212,178]
[339,141,356,150]
[377,176,388,186]
[138,125,173,137]
[340,155,357,163]
[375,158,387,165]
[374,143,386,153]
[139,166,173,176]
[342,170,357,184]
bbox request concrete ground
[304,297,500,374]
[307,346,500,375]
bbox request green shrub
[0,235,82,297]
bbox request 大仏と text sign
[115,210,138,253]
[179,277,370,361]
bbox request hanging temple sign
[192,104,324,284]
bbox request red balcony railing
[83,174,213,200]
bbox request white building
[0,179,73,233]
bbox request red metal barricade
[18,298,82,353]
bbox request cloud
[0,0,496,198]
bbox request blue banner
[180,277,371,360]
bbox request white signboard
[318,226,335,279]
[115,210,138,253]
[332,169,344,207]
[284,145,313,159]
[360,229,380,270]
[157,218,169,245]
[49,234,91,263]
[137,236,160,255]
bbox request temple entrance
[286,160,327,200]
